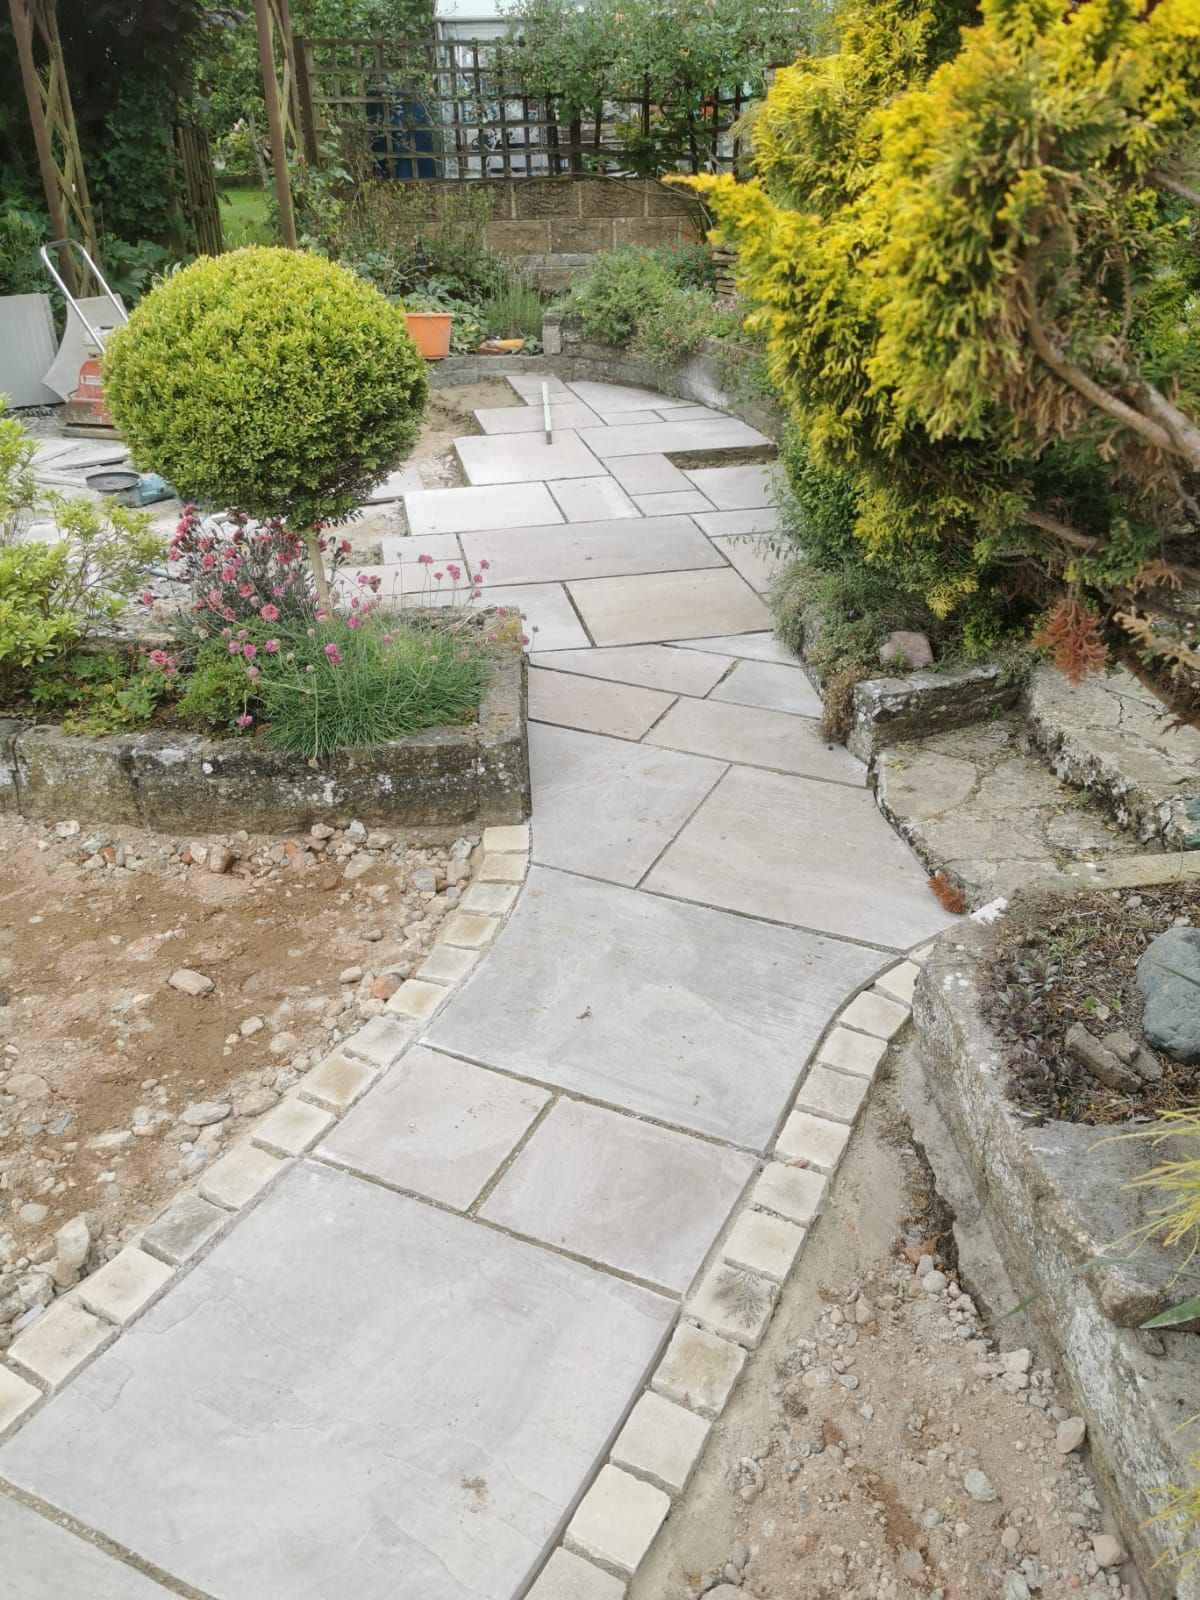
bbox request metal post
[254,0,298,248]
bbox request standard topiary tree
[103,246,428,604]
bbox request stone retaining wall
[0,651,529,833]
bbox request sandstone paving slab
[568,380,685,413]
[528,667,675,740]
[481,1099,755,1291]
[427,865,884,1147]
[0,1495,177,1599]
[474,403,601,435]
[709,659,822,718]
[457,431,602,486]
[375,532,464,566]
[646,697,864,784]
[684,465,776,509]
[607,454,692,495]
[507,373,574,401]
[577,419,768,458]
[366,465,423,502]
[547,477,640,522]
[529,723,724,886]
[644,765,958,948]
[317,1045,549,1208]
[460,516,722,586]
[670,631,801,665]
[404,483,563,536]
[632,491,713,516]
[567,569,770,646]
[530,644,729,696]
[475,583,590,651]
[0,1161,674,1600]
[694,508,782,538]
[711,533,784,592]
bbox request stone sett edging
[524,947,931,1600]
[0,824,534,1440]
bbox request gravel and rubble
[0,811,480,1346]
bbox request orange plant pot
[405,312,453,361]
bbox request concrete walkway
[0,379,955,1599]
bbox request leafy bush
[253,608,489,759]
[166,503,349,630]
[0,408,39,545]
[568,248,673,345]
[0,203,46,297]
[629,283,731,367]
[102,247,429,533]
[480,283,545,341]
[28,648,175,734]
[176,634,260,730]
[337,183,508,305]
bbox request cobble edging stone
[532,944,932,1599]
[0,825,532,1442]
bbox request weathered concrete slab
[645,766,958,948]
[577,420,768,457]
[709,659,822,717]
[684,465,776,509]
[482,1099,755,1291]
[0,1161,673,1600]
[0,1495,176,1599]
[548,477,640,522]
[530,723,723,885]
[646,697,863,785]
[318,1045,549,1208]
[427,865,883,1146]
[460,516,722,586]
[567,570,770,646]
[456,431,603,486]
[529,645,728,697]
[404,483,563,536]
[528,668,675,740]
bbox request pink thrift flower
[238,583,254,599]
[236,714,254,728]
[324,643,343,665]
[479,559,491,571]
[264,638,279,654]
[448,563,462,581]
[247,665,260,683]
[228,640,241,656]
[418,553,433,565]
[347,614,361,629]
[140,590,155,607]
[260,603,279,622]
[433,571,444,582]
[220,565,237,582]
[243,643,258,661]
[149,649,169,668]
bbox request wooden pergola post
[9,0,100,295]
[253,0,302,249]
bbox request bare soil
[0,812,478,1341]
[632,1078,1141,1600]
[983,882,1200,1122]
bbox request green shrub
[176,635,258,730]
[102,247,429,531]
[0,204,47,298]
[567,248,672,345]
[0,408,39,545]
[629,283,730,368]
[480,283,545,341]
[254,611,489,759]
[28,648,173,734]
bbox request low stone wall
[914,870,1200,1597]
[0,651,529,833]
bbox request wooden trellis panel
[175,124,225,257]
[253,0,307,247]
[8,0,100,294]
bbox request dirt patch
[982,882,1200,1122]
[0,812,479,1344]
[410,378,520,490]
[631,1079,1140,1600]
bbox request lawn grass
[219,185,276,248]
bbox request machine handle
[39,240,129,349]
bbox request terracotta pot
[404,311,453,360]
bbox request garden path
[0,378,957,1599]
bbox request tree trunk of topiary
[306,534,332,608]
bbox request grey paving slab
[0,1494,176,1599]
[376,532,464,566]
[318,1044,549,1208]
[478,583,590,650]
[632,491,713,516]
[404,482,563,536]
[567,380,682,413]
[711,533,784,592]
[568,569,771,646]
[576,420,768,458]
[427,865,884,1146]
[652,404,729,422]
[474,403,602,434]
[530,644,729,696]
[529,723,724,885]
[644,765,958,947]
[547,477,640,522]
[460,516,722,586]
[0,1161,673,1600]
[366,465,423,502]
[528,667,675,740]
[684,465,777,509]
[481,1099,755,1291]
[607,454,692,495]
[507,373,574,401]
[709,658,823,717]
[456,431,603,486]
[670,631,801,665]
[694,508,782,538]
[646,697,862,784]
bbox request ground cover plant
[687,0,1200,712]
[565,241,747,365]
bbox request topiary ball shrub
[103,246,428,529]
